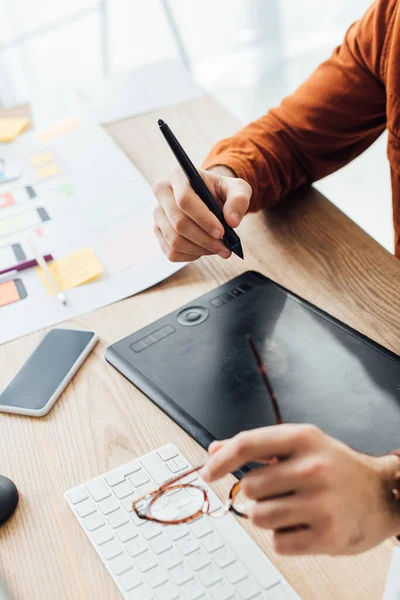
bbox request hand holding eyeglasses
[202,425,400,556]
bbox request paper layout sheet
[0,119,184,344]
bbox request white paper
[382,547,400,600]
[31,60,202,129]
[0,119,184,345]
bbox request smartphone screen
[0,329,96,411]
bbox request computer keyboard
[65,444,302,600]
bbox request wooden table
[1,96,399,600]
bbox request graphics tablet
[106,271,400,461]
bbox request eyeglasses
[132,335,282,525]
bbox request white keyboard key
[224,561,249,584]
[138,481,159,497]
[107,508,129,529]
[115,522,138,543]
[125,536,148,557]
[157,446,179,462]
[140,454,172,484]
[99,539,123,561]
[113,480,135,499]
[213,546,236,568]
[119,568,143,591]
[187,486,204,499]
[141,521,162,540]
[155,581,179,600]
[98,495,120,515]
[165,523,189,541]
[159,548,183,570]
[104,469,125,487]
[186,548,211,571]
[145,565,169,588]
[180,473,200,485]
[180,577,206,600]
[170,562,194,585]
[170,489,191,510]
[127,582,154,600]
[179,501,204,520]
[237,576,262,599]
[190,516,213,538]
[91,525,114,546]
[211,579,236,600]
[176,532,200,556]
[86,478,111,502]
[152,505,178,523]
[197,563,223,587]
[166,459,180,474]
[76,498,96,518]
[201,531,225,553]
[149,532,172,554]
[207,489,222,512]
[83,511,104,532]
[175,455,189,471]
[268,585,291,600]
[68,487,89,505]
[123,461,142,476]
[135,549,158,573]
[108,553,132,576]
[122,493,139,513]
[129,469,151,488]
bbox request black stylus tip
[158,119,165,127]
[231,242,244,260]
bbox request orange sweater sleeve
[203,0,395,211]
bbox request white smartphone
[0,328,98,417]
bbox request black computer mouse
[0,475,19,525]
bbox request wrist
[207,164,237,178]
[376,454,400,538]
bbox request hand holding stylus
[153,164,252,263]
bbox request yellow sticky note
[36,116,79,144]
[37,248,103,294]
[30,152,53,167]
[36,163,61,180]
[0,117,29,142]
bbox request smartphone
[0,328,98,417]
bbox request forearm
[203,1,389,212]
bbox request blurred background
[0,0,392,251]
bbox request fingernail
[211,228,222,239]
[230,212,240,227]
[218,250,230,259]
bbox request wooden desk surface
[1,96,400,600]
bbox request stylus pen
[158,119,244,260]
[28,239,67,306]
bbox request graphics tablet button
[177,307,209,326]
[131,340,147,353]
[211,297,224,308]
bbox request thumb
[222,178,252,228]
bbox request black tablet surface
[106,271,400,459]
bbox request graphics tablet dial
[177,306,209,326]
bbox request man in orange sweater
[153,1,400,555]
